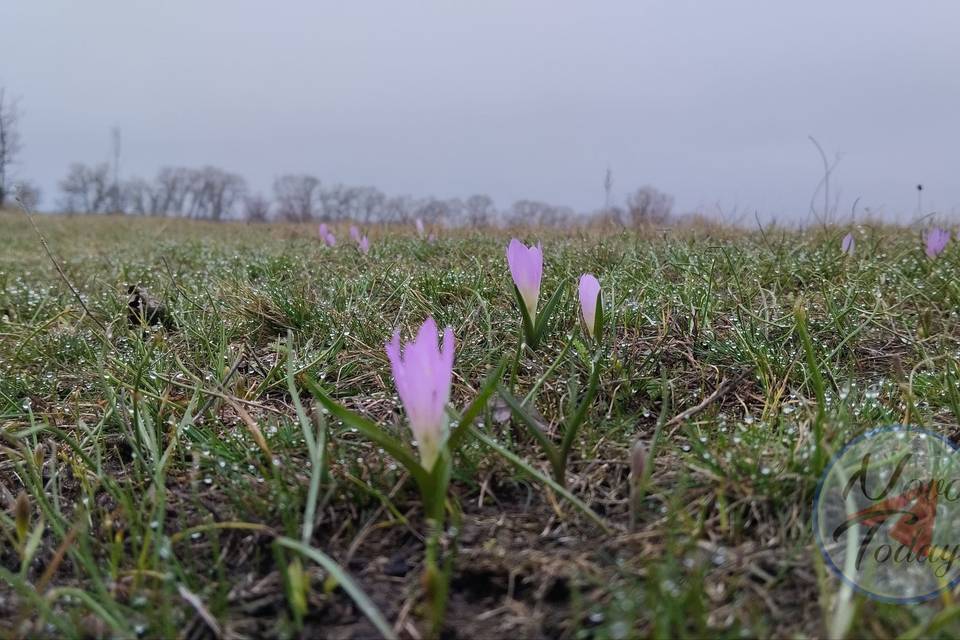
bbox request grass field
[1,210,960,638]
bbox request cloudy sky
[2,0,958,222]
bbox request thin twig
[177,583,223,639]
[160,255,204,311]
[15,193,109,335]
[666,370,751,435]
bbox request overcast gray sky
[3,0,959,222]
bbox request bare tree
[274,174,321,221]
[0,89,23,208]
[243,193,271,222]
[465,194,496,227]
[15,181,41,210]
[318,184,345,221]
[154,167,192,215]
[354,186,386,223]
[383,195,416,223]
[59,163,112,213]
[507,199,572,227]
[124,177,160,215]
[625,186,673,226]
[414,197,455,226]
[187,166,246,220]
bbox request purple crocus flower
[925,228,950,259]
[415,218,425,238]
[841,233,855,256]
[318,223,336,247]
[506,239,543,322]
[385,317,455,471]
[358,235,370,255]
[578,274,601,338]
[349,225,361,243]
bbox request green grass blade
[446,358,507,452]
[512,283,537,346]
[558,356,602,466]
[275,537,397,640]
[469,426,611,534]
[497,386,560,472]
[534,281,566,344]
[301,375,429,490]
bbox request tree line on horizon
[51,162,674,228]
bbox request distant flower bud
[630,440,646,482]
[841,232,855,256]
[14,491,30,543]
[925,227,950,259]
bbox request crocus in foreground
[925,228,950,259]
[841,232,855,256]
[358,235,370,254]
[578,273,601,338]
[385,317,455,471]
[506,239,543,323]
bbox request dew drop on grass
[610,621,630,640]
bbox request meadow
[1,210,959,639]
